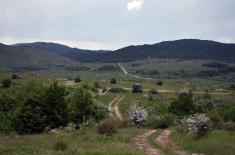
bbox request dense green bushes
[0,81,107,134]
[14,93,46,134]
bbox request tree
[0,94,17,132]
[69,87,105,126]
[1,79,12,88]
[169,92,196,116]
[44,81,68,129]
[14,93,46,134]
[0,93,17,115]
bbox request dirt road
[108,96,125,121]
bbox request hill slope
[0,43,79,70]
[68,39,235,62]
[1,39,235,70]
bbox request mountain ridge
[1,39,235,70]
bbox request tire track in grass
[108,96,120,117]
[155,130,203,155]
[114,96,125,121]
[135,130,163,155]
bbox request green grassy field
[171,129,235,155]
[0,59,235,155]
[0,128,146,155]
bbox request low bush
[221,106,235,122]
[1,79,12,88]
[208,110,222,129]
[97,119,117,136]
[148,114,174,129]
[155,114,175,129]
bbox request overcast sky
[0,0,235,50]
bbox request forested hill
[71,39,235,62]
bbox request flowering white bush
[182,113,209,135]
[128,103,148,127]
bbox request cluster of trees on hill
[132,70,160,77]
[94,65,121,72]
[64,66,90,71]
[0,82,106,134]
[199,62,235,77]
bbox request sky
[0,0,235,50]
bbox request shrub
[148,114,174,129]
[1,79,12,88]
[110,78,117,84]
[221,106,235,122]
[156,114,174,129]
[97,119,117,136]
[208,110,222,129]
[128,103,148,127]
[169,92,196,116]
[181,113,209,136]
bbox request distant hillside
[13,42,108,62]
[1,39,235,71]
[0,43,79,71]
[68,39,235,62]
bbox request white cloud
[127,0,143,11]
